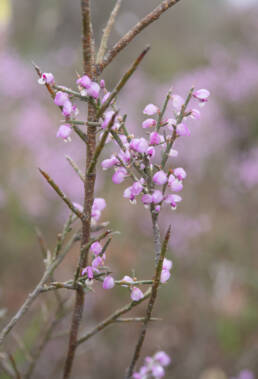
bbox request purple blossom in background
[133,351,171,378]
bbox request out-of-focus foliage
[0,1,258,378]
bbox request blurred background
[0,0,258,378]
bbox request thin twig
[96,0,123,64]
[125,226,171,378]
[96,0,181,74]
[66,155,85,182]
[156,90,172,132]
[39,169,84,220]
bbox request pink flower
[165,194,182,209]
[155,205,161,213]
[147,146,155,159]
[93,198,106,211]
[131,287,144,301]
[176,123,191,137]
[130,138,148,154]
[76,75,92,89]
[38,72,54,85]
[56,124,72,141]
[169,178,183,192]
[172,94,184,111]
[101,155,119,170]
[149,132,162,146]
[103,275,115,289]
[190,108,201,120]
[122,275,134,285]
[62,100,73,116]
[152,190,163,204]
[152,364,165,378]
[87,82,100,99]
[141,194,153,205]
[142,118,157,129]
[100,79,105,89]
[163,258,173,270]
[118,149,131,164]
[82,266,94,279]
[112,168,127,184]
[193,88,210,101]
[169,149,178,157]
[92,256,103,269]
[131,181,143,196]
[160,269,171,283]
[166,118,177,131]
[92,198,106,221]
[54,91,69,106]
[174,167,187,180]
[153,170,167,185]
[90,241,102,255]
[154,351,171,367]
[143,103,159,116]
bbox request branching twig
[96,0,181,74]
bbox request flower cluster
[81,239,115,288]
[101,88,210,213]
[133,351,171,379]
[38,72,112,142]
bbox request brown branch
[63,0,97,377]
[125,226,171,378]
[96,0,181,74]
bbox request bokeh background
[0,0,258,378]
